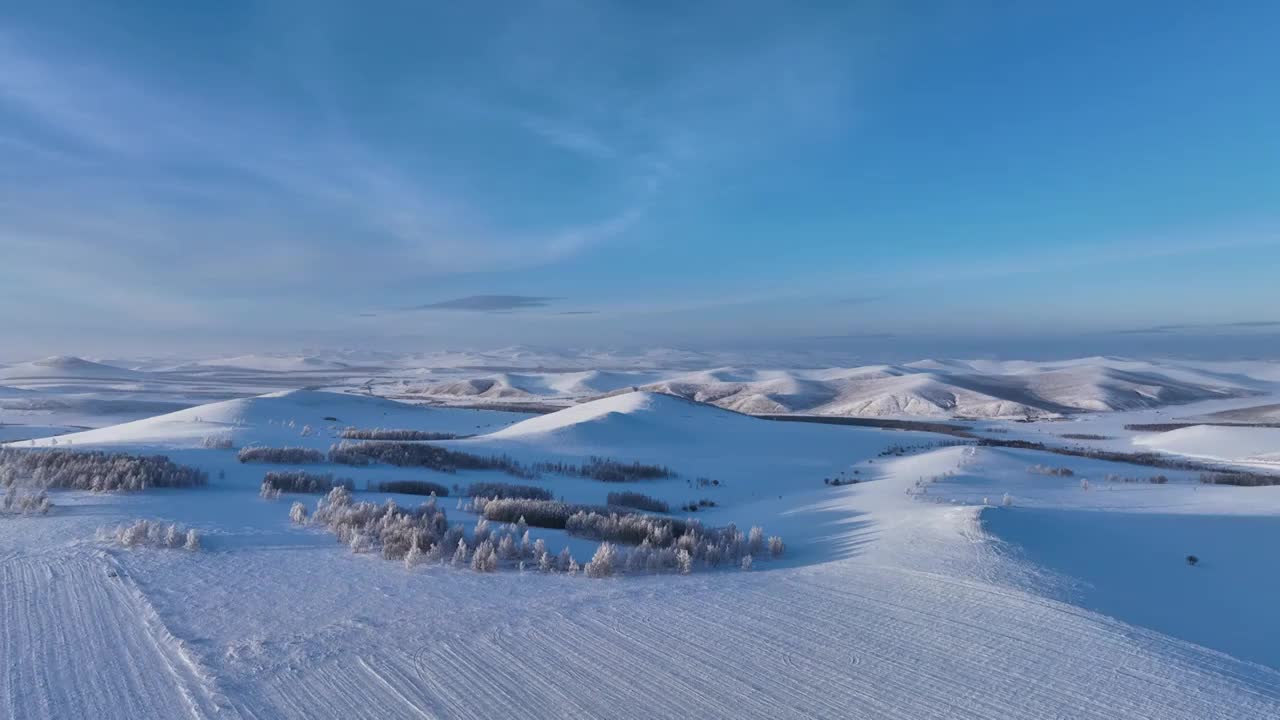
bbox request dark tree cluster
[1200,472,1280,487]
[466,482,553,501]
[533,456,674,483]
[262,470,354,494]
[238,446,326,464]
[328,441,532,477]
[607,491,670,513]
[1027,464,1075,477]
[340,428,463,441]
[376,480,451,497]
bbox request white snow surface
[22,389,530,449]
[0,355,142,381]
[4,359,1280,718]
[1135,425,1280,465]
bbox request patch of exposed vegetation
[238,446,325,464]
[607,491,670,513]
[328,441,532,477]
[340,428,464,441]
[466,482,552,500]
[533,457,674,483]
[262,470,354,495]
[1200,472,1280,487]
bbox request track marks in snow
[0,549,227,720]
[209,565,1280,719]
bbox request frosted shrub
[567,557,580,576]
[349,532,373,554]
[497,533,518,561]
[584,542,617,578]
[1,486,52,515]
[0,448,206,491]
[768,536,785,558]
[404,539,423,569]
[741,554,753,571]
[452,538,469,567]
[471,539,498,572]
[238,447,325,464]
[108,519,200,551]
[260,481,283,500]
[748,526,765,555]
[309,487,451,562]
[675,549,692,575]
[289,501,309,524]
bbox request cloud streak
[411,295,560,312]
[1109,320,1280,335]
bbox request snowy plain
[2,351,1280,718]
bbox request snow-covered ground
[3,357,1280,718]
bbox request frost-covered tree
[404,537,423,569]
[497,533,518,561]
[184,528,201,551]
[425,541,445,564]
[767,536,785,559]
[741,554,753,571]
[473,517,491,544]
[452,537,469,567]
[675,548,693,575]
[1002,493,1013,507]
[164,523,182,548]
[349,531,373,554]
[289,501,309,524]
[584,542,617,578]
[748,526,765,555]
[557,546,573,572]
[538,550,554,573]
[567,557,580,576]
[472,539,497,572]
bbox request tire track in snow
[0,549,229,720]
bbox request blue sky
[1,1,1277,358]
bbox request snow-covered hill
[0,356,142,382]
[400,356,1261,420]
[171,355,353,372]
[19,389,529,449]
[1135,425,1280,465]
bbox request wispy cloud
[1109,320,1280,335]
[411,295,559,312]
